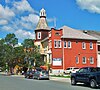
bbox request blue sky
[0,0,100,43]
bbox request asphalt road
[0,75,100,90]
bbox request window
[58,40,61,48]
[90,57,94,64]
[64,41,67,48]
[54,40,61,48]
[90,42,93,49]
[37,32,41,39]
[55,32,60,36]
[82,42,86,49]
[82,57,86,64]
[76,56,79,64]
[68,41,71,48]
[79,68,88,73]
[54,40,57,48]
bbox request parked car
[71,67,100,88]
[64,67,79,74]
[25,70,35,79]
[33,70,49,80]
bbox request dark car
[71,67,100,88]
[25,70,35,79]
[33,70,49,80]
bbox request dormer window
[37,32,41,39]
[55,32,60,36]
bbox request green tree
[22,39,45,67]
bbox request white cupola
[40,8,46,18]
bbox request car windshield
[66,68,70,70]
[41,70,49,74]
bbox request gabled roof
[35,8,50,30]
[35,18,50,30]
[60,26,98,40]
[82,30,100,41]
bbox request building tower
[35,8,50,55]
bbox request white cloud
[13,0,35,13]
[0,19,8,25]
[76,0,100,14]
[1,26,14,32]
[20,14,39,30]
[21,14,39,24]
[15,29,35,39]
[0,4,15,19]
[0,0,48,42]
[47,18,54,22]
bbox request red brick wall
[50,28,63,69]
[50,28,97,70]
[63,39,97,69]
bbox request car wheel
[71,77,76,85]
[90,79,97,88]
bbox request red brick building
[35,8,98,73]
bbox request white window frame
[58,40,61,48]
[68,41,71,48]
[54,40,57,48]
[37,32,41,39]
[54,40,61,48]
[90,57,94,64]
[90,42,93,49]
[82,57,86,64]
[76,56,79,64]
[64,41,67,48]
[82,42,86,49]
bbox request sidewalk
[50,76,70,82]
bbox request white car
[64,67,79,74]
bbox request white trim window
[37,32,41,39]
[90,42,93,49]
[76,56,79,64]
[64,41,67,48]
[82,42,86,49]
[82,57,86,64]
[58,40,61,48]
[90,57,94,64]
[68,41,71,48]
[54,40,61,48]
[54,40,57,48]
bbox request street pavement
[0,72,71,83]
[0,73,99,90]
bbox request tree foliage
[0,34,45,72]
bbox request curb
[50,77,70,82]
